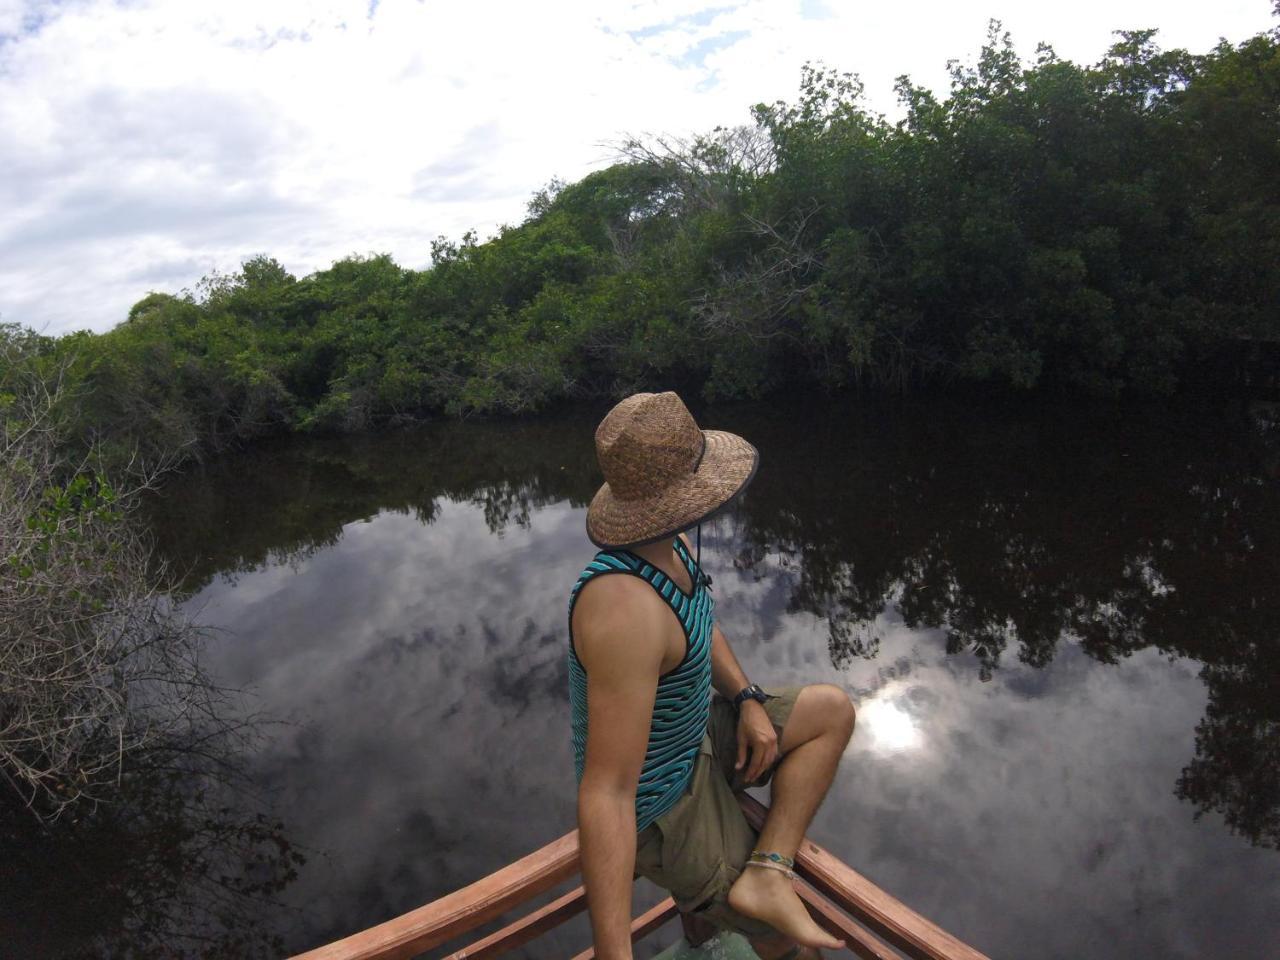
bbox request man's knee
[805,683,856,741]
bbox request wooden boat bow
[291,796,991,960]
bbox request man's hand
[735,699,779,784]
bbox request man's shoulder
[574,566,658,615]
[572,564,670,668]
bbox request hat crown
[596,392,704,502]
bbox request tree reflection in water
[141,395,1279,869]
[721,398,1280,851]
[1,715,305,957]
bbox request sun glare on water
[859,696,923,753]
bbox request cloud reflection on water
[135,397,1280,958]
[180,497,1279,960]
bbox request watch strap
[733,683,766,709]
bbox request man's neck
[629,537,674,569]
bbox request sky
[1,0,1275,336]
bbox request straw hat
[586,391,759,549]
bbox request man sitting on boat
[568,391,857,960]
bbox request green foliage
[10,18,1280,467]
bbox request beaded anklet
[746,850,797,879]
[749,850,795,868]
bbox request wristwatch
[732,683,769,711]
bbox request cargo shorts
[633,686,802,939]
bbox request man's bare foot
[727,866,843,951]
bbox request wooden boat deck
[651,932,761,958]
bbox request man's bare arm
[575,578,667,960]
[709,622,779,781]
[709,622,751,700]
[684,531,779,785]
[673,533,754,701]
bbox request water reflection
[129,395,1280,959]
[0,720,304,958]
[857,694,924,755]
[714,398,1280,853]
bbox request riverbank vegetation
[0,327,236,823]
[6,19,1280,469]
[1,327,301,956]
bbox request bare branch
[0,326,223,823]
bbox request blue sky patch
[800,0,835,20]
[627,4,741,41]
[677,29,751,68]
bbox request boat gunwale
[289,797,992,960]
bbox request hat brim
[586,430,760,549]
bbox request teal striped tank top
[567,537,714,831]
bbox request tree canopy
[7,19,1278,466]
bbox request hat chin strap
[695,522,712,589]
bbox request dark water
[17,395,1280,959]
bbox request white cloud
[0,0,1274,334]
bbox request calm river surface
[35,395,1280,959]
